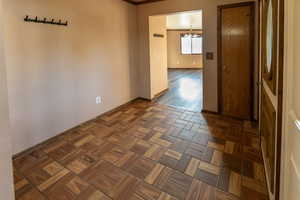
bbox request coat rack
[24,15,68,26]
[153,33,164,38]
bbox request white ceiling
[166,10,202,30]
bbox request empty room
[150,10,204,112]
[0,0,298,200]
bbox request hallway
[156,69,203,112]
[13,99,268,200]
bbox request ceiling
[123,0,166,5]
[167,11,202,30]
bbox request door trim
[217,1,256,120]
[275,0,284,199]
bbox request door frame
[275,0,284,199]
[217,1,256,120]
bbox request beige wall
[281,0,300,199]
[137,0,259,113]
[167,30,203,68]
[3,0,139,154]
[149,15,168,98]
[0,0,14,198]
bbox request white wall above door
[167,10,202,30]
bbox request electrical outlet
[96,96,102,104]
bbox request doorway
[218,2,255,120]
[157,69,203,112]
[149,10,204,112]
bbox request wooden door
[218,2,255,120]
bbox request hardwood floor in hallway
[13,99,268,200]
[156,69,203,112]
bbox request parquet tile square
[185,179,202,200]
[175,154,191,173]
[177,130,196,141]
[67,159,89,174]
[199,161,220,175]
[241,186,269,200]
[217,168,231,192]
[77,187,112,200]
[85,141,116,161]
[101,146,129,164]
[13,150,49,174]
[127,157,156,179]
[134,182,161,200]
[222,153,242,173]
[74,134,95,147]
[169,138,189,153]
[130,140,152,155]
[228,171,242,197]
[79,160,127,197]
[211,150,223,166]
[14,179,29,192]
[47,142,77,162]
[43,161,64,176]
[145,163,165,184]
[185,143,206,159]
[113,175,140,200]
[13,99,268,200]
[185,157,201,177]
[129,194,146,200]
[15,184,46,200]
[24,158,65,187]
[159,154,178,169]
[143,144,165,161]
[44,174,89,200]
[164,149,182,160]
[156,169,193,200]
[192,132,209,146]
[194,169,219,186]
[131,129,149,139]
[193,180,216,200]
[158,193,178,200]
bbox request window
[181,33,202,55]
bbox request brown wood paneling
[218,2,255,120]
[261,87,276,193]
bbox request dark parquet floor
[156,69,203,112]
[13,99,268,200]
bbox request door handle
[256,81,262,86]
[223,65,229,73]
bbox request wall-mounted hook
[24,15,68,27]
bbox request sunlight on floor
[156,69,203,112]
[179,78,200,101]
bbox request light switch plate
[96,96,102,104]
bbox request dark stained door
[218,3,254,120]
